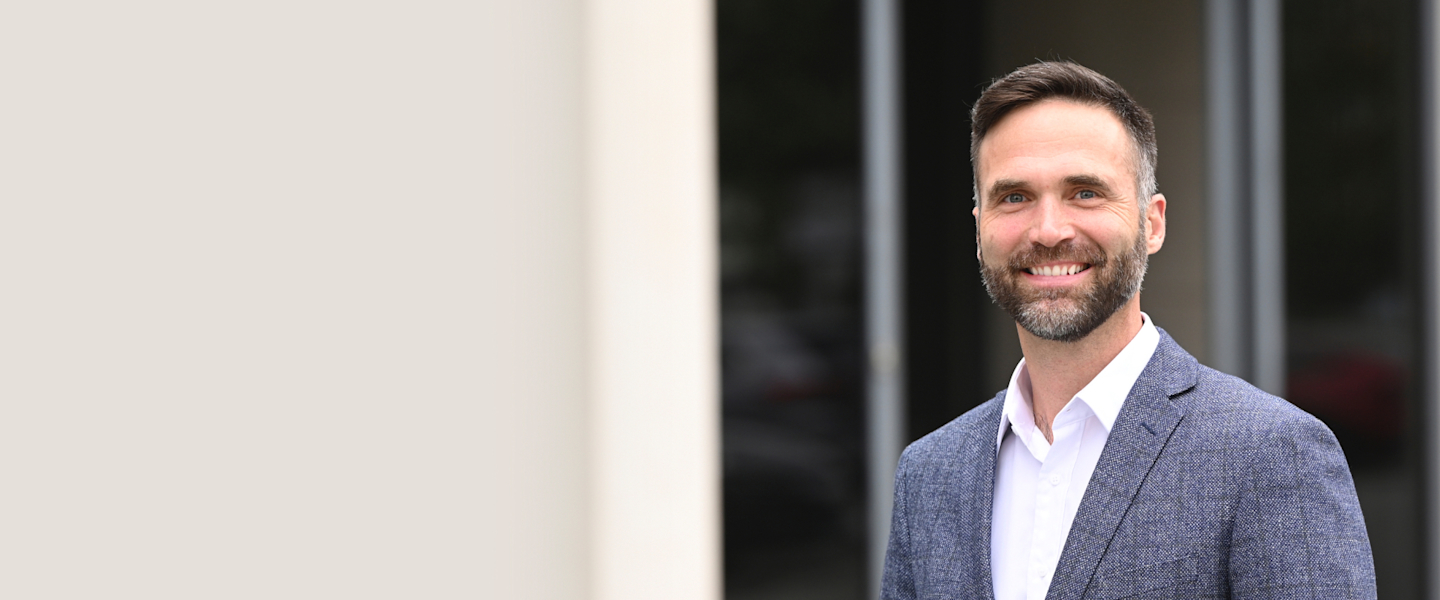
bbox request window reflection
[1285,0,1423,596]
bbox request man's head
[971,62,1166,343]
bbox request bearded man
[880,62,1375,600]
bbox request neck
[1018,298,1145,433]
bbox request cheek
[976,233,1015,267]
[978,221,1025,253]
[1078,213,1142,246]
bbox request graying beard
[1014,234,1147,342]
[981,228,1149,343]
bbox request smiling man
[880,62,1375,600]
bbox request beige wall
[2,2,716,599]
[980,0,1209,390]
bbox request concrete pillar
[1,2,717,598]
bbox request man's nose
[1029,199,1075,247]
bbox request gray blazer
[881,330,1376,599]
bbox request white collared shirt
[990,314,1160,600]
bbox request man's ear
[1145,193,1167,255]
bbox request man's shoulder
[1179,361,1335,440]
[899,392,1004,469]
[1148,328,1322,429]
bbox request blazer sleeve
[1228,413,1377,599]
[881,449,916,600]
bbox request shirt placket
[1025,405,1085,600]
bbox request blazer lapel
[1044,331,1198,600]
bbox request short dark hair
[970,61,1157,203]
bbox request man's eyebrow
[1063,174,1114,191]
[985,178,1028,201]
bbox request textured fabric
[881,330,1376,600]
[992,314,1160,600]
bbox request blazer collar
[1044,329,1198,600]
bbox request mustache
[1004,241,1108,271]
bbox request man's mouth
[1024,263,1091,276]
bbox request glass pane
[717,1,867,598]
[1285,1,1424,596]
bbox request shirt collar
[995,313,1161,450]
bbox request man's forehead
[974,100,1138,188]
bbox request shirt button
[1049,475,1061,486]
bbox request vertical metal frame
[862,0,904,594]
[1206,0,1285,395]
[1206,0,1251,380]
[1249,0,1286,396]
[1422,0,1440,593]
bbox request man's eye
[1077,190,1097,200]
[1003,193,1026,204]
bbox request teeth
[1031,264,1085,276]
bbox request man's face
[973,99,1165,342]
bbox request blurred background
[719,0,1429,598]
[7,1,1435,598]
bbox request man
[881,62,1375,599]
